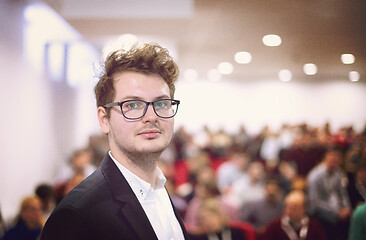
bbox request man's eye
[155,101,170,108]
[126,101,144,109]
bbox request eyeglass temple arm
[104,102,120,108]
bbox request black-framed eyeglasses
[104,99,180,120]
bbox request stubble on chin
[116,133,171,170]
[111,119,174,170]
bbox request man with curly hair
[41,43,188,240]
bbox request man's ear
[97,106,110,134]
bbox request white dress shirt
[110,152,185,240]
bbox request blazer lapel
[101,154,158,240]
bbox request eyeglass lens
[121,99,178,119]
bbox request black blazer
[41,154,189,240]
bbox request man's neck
[110,150,160,187]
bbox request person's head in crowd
[283,190,307,225]
[196,165,216,185]
[188,151,211,174]
[19,196,44,230]
[278,161,297,181]
[247,161,265,183]
[346,143,366,172]
[264,179,283,204]
[194,180,220,201]
[291,176,308,192]
[35,184,55,216]
[277,161,298,194]
[228,147,250,171]
[70,148,93,174]
[355,160,366,187]
[197,198,229,233]
[88,134,109,166]
[322,147,343,172]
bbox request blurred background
[1,0,365,224]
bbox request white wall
[175,79,366,135]
[0,1,100,221]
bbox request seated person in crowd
[54,172,85,204]
[225,161,266,209]
[307,147,351,240]
[347,159,366,208]
[185,167,239,232]
[189,198,247,240]
[2,196,44,240]
[216,149,250,194]
[263,190,326,240]
[241,179,283,235]
[55,148,96,184]
[34,184,56,220]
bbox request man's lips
[138,129,161,138]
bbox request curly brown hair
[94,43,179,116]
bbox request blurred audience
[188,198,247,240]
[185,167,238,233]
[54,172,85,204]
[307,147,351,240]
[2,196,44,240]
[34,184,56,220]
[5,122,366,240]
[241,179,284,235]
[279,128,325,176]
[53,148,96,203]
[347,159,366,208]
[216,149,250,194]
[55,148,96,185]
[263,190,326,240]
[277,161,298,195]
[225,161,266,209]
[260,128,282,169]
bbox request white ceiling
[43,0,366,82]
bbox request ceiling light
[217,62,233,75]
[349,71,360,82]
[234,51,252,64]
[278,69,292,82]
[207,69,222,82]
[262,34,282,47]
[303,63,317,75]
[183,68,198,81]
[341,54,355,64]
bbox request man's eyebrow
[119,96,143,101]
[153,95,171,100]
[119,95,171,101]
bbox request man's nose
[142,103,158,121]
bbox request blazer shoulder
[56,166,111,210]
[41,205,99,240]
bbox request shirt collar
[109,151,166,200]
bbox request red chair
[229,221,256,240]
